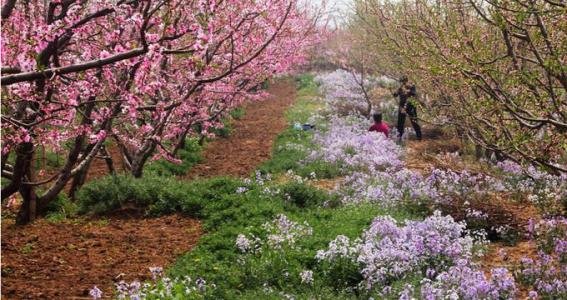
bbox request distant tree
[351,0,566,172]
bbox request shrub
[76,174,244,218]
[77,174,145,214]
[146,138,202,176]
[298,159,341,179]
[77,174,182,215]
[44,193,78,221]
[280,182,331,208]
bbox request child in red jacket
[369,113,389,137]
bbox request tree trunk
[69,165,89,200]
[16,148,36,225]
[1,142,33,201]
[16,183,37,225]
[475,145,483,160]
[131,158,145,178]
[102,146,115,175]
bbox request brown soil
[83,145,128,181]
[480,241,538,299]
[437,194,539,238]
[1,213,201,299]
[480,241,537,273]
[310,177,344,191]
[186,80,296,179]
[405,137,469,175]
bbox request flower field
[77,73,564,299]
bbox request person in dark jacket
[393,75,422,141]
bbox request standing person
[393,75,422,141]
[369,112,389,137]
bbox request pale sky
[308,0,354,28]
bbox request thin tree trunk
[69,168,88,200]
[16,148,36,225]
[2,142,33,201]
[102,146,115,175]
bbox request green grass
[34,150,64,169]
[259,76,340,178]
[295,73,319,98]
[5,151,63,174]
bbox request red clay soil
[1,213,200,299]
[186,80,296,179]
[83,145,127,181]
[480,241,538,298]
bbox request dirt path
[186,79,296,179]
[1,213,200,299]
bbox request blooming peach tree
[1,0,320,223]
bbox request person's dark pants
[397,106,422,140]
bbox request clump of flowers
[277,142,308,152]
[421,262,517,299]
[528,217,567,259]
[336,169,436,208]
[89,286,102,300]
[314,70,385,117]
[299,270,314,285]
[425,169,502,203]
[358,212,475,290]
[113,275,215,299]
[511,217,567,299]
[149,267,163,280]
[316,212,488,294]
[236,171,280,196]
[496,160,567,215]
[315,235,360,262]
[304,116,404,173]
[263,214,313,250]
[284,169,309,184]
[92,267,216,299]
[235,234,253,253]
[516,254,567,299]
[235,214,313,254]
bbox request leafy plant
[44,192,78,221]
[146,139,202,176]
[280,181,331,208]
